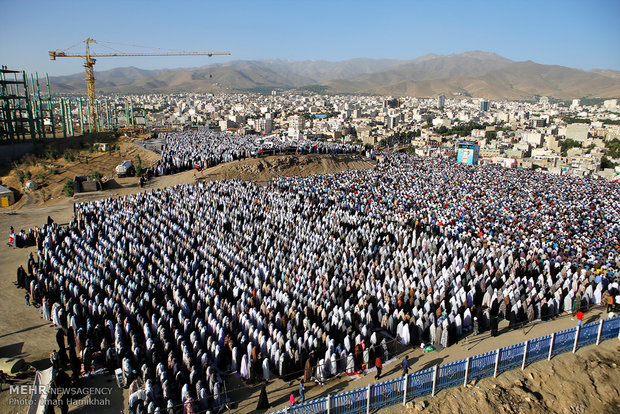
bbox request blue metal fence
[331,387,367,414]
[369,377,404,409]
[468,350,497,381]
[289,396,327,414]
[600,316,620,341]
[552,327,577,357]
[497,341,526,374]
[270,316,620,414]
[577,321,599,348]
[406,368,434,400]
[435,359,467,392]
[525,334,552,364]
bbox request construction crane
[49,38,230,132]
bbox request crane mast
[49,38,230,132]
[84,38,96,133]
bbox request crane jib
[48,38,230,132]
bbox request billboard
[456,141,479,165]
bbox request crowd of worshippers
[8,217,54,249]
[151,131,363,176]
[15,153,620,413]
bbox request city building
[437,94,445,109]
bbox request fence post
[596,319,603,345]
[522,340,529,370]
[431,365,438,397]
[493,348,500,378]
[463,357,470,387]
[402,374,408,406]
[366,384,371,414]
[326,393,331,414]
[573,325,581,353]
[548,332,555,360]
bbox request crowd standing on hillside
[14,146,620,413]
[152,131,363,176]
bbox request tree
[605,138,620,158]
[436,126,448,135]
[601,156,618,170]
[90,171,102,183]
[135,155,143,177]
[63,179,75,197]
[15,170,25,186]
[562,139,582,153]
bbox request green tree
[601,156,618,170]
[63,179,75,197]
[15,170,25,186]
[135,155,142,177]
[562,139,582,153]
[90,171,102,183]
[605,138,620,158]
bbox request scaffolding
[1,67,38,143]
[1,66,140,143]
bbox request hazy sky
[1,0,619,76]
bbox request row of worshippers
[17,153,619,413]
[152,131,363,176]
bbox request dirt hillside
[399,340,620,414]
[0,137,158,210]
[197,153,376,182]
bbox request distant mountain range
[49,51,620,100]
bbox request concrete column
[573,325,581,353]
[464,357,470,386]
[548,332,555,360]
[596,319,603,345]
[431,365,438,397]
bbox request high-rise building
[603,99,617,111]
[437,94,445,109]
[387,115,399,129]
[259,118,273,134]
[480,100,490,112]
[383,98,399,109]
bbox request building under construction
[1,66,145,144]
